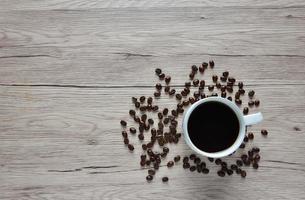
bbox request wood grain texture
[0,1,305,199]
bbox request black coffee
[187,102,239,153]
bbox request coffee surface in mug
[187,101,240,153]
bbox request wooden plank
[0,7,305,86]
[0,85,304,199]
[1,0,305,11]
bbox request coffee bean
[159,73,165,80]
[154,163,159,170]
[248,100,255,107]
[243,107,249,115]
[254,154,261,162]
[120,120,127,127]
[221,92,227,98]
[190,154,196,160]
[157,112,163,120]
[128,144,134,151]
[222,71,229,77]
[171,109,178,117]
[155,68,162,75]
[185,82,191,88]
[236,160,243,166]
[241,170,247,178]
[162,176,169,182]
[239,143,245,149]
[199,66,205,73]
[253,163,259,169]
[183,156,189,163]
[174,155,181,162]
[139,96,145,103]
[134,116,140,123]
[163,147,169,153]
[158,122,164,130]
[227,169,233,175]
[165,76,171,84]
[148,169,156,176]
[254,99,260,106]
[142,144,147,151]
[146,175,153,181]
[248,132,254,140]
[150,156,156,162]
[239,88,245,95]
[193,91,200,98]
[189,72,195,80]
[227,86,233,93]
[140,160,145,166]
[216,82,221,89]
[194,157,201,164]
[132,97,137,103]
[169,89,176,96]
[238,81,244,89]
[209,60,215,68]
[167,161,174,168]
[235,99,242,105]
[193,79,199,86]
[221,162,227,168]
[212,75,218,83]
[175,93,182,100]
[215,159,222,165]
[230,164,238,170]
[135,101,140,108]
[154,91,161,98]
[202,62,208,68]
[145,160,151,166]
[183,162,191,169]
[227,96,232,101]
[189,97,195,104]
[248,90,255,98]
[208,157,214,162]
[164,86,170,93]
[220,85,226,92]
[138,133,144,141]
[147,142,153,149]
[190,166,197,172]
[191,65,198,72]
[261,129,268,136]
[124,138,129,145]
[181,90,187,97]
[244,159,251,166]
[156,83,162,91]
[208,85,214,91]
[202,168,210,174]
[130,127,136,134]
[177,102,183,109]
[235,92,240,99]
[252,147,260,153]
[197,165,202,173]
[228,77,236,83]
[220,76,227,82]
[122,131,128,138]
[141,114,147,122]
[217,170,225,177]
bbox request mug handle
[244,112,263,126]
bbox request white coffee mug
[182,97,263,158]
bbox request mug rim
[182,97,246,158]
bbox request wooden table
[1,1,305,199]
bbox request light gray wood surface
[0,1,305,199]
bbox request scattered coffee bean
[239,88,245,95]
[208,157,214,162]
[122,131,128,138]
[146,175,153,181]
[197,165,202,173]
[202,168,210,174]
[199,66,205,73]
[202,62,208,68]
[138,134,144,140]
[241,170,247,178]
[253,163,259,169]
[154,163,159,170]
[135,101,140,108]
[155,68,162,75]
[142,144,147,150]
[183,156,189,163]
[174,155,181,162]
[220,85,226,92]
[175,93,182,100]
[132,97,137,103]
[216,82,221,89]
[235,99,242,105]
[248,100,255,107]
[154,91,161,98]
[190,166,197,172]
[169,89,176,96]
[190,154,196,160]
[227,86,233,93]
[159,73,165,80]
[171,109,178,117]
[156,83,162,90]
[238,82,244,89]
[212,75,218,83]
[158,112,163,120]
[194,157,201,164]
[193,79,199,86]
[228,77,236,83]
[192,65,198,72]
[221,92,227,98]
[220,76,227,82]
[165,76,171,84]
[254,154,261,162]
[139,96,145,103]
[167,161,174,168]
[248,132,254,140]
[239,143,245,149]
[128,144,134,151]
[230,164,238,170]
[124,138,129,145]
[236,160,243,166]
[248,90,255,98]
[194,91,200,98]
[235,92,240,99]
[130,127,137,134]
[164,86,170,93]
[209,60,215,68]
[147,118,154,125]
[185,82,191,88]
[227,96,233,101]
[208,85,214,91]
[163,147,169,153]
[120,120,127,127]
[183,162,191,169]
[223,71,229,77]
[254,99,260,106]
[217,170,225,177]
[227,169,233,176]
[162,176,169,182]
[243,107,249,115]
[189,72,195,80]
[252,147,260,153]
[261,129,268,136]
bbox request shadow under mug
[182,97,263,158]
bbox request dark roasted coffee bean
[183,100,189,106]
[163,117,169,124]
[158,122,164,130]
[185,82,191,88]
[190,154,196,160]
[252,147,260,153]
[129,110,136,116]
[165,76,171,84]
[134,116,140,123]
[193,79,199,86]
[202,62,208,68]
[197,165,202,173]
[159,73,165,80]
[183,156,189,163]
[141,114,147,122]
[212,75,218,83]
[124,138,129,145]
[120,120,127,127]
[217,170,225,177]
[167,161,174,168]
[235,99,242,105]
[147,118,154,125]
[169,89,176,96]
[198,80,205,87]
[244,159,251,166]
[243,136,248,143]
[171,109,178,117]
[241,154,248,161]
[147,149,153,156]
[146,175,153,181]
[228,77,236,83]
[248,90,255,98]
[221,92,227,98]
[194,157,201,164]
[200,162,206,169]
[175,93,182,100]
[183,162,191,169]
[139,96,145,103]
[163,147,169,153]
[189,72,195,80]
[199,66,205,73]
[157,112,163,120]
[140,106,147,112]
[128,144,134,151]
[221,162,227,168]
[122,131,128,138]
[254,154,261,162]
[208,85,214,91]
[216,82,221,89]
[181,90,187,97]
[261,129,268,136]
[215,159,222,165]
[239,143,245,149]
[223,71,229,77]
[145,160,151,166]
[230,164,238,170]
[254,99,260,106]
[238,82,244,89]
[142,144,147,151]
[164,86,170,93]
[202,168,209,174]
[161,152,167,158]
[154,91,161,98]
[248,100,255,107]
[130,127,136,134]
[138,133,144,141]
[208,157,214,162]
[248,150,254,157]
[193,91,200,98]
[220,85,226,92]
[192,65,198,72]
[190,166,197,172]
[227,169,233,175]
[162,176,169,182]
[209,60,215,68]
[151,128,157,136]
[220,76,227,82]
[147,142,153,149]
[227,86,233,93]
[236,160,243,166]
[140,160,146,166]
[177,102,183,109]
[150,156,156,162]
[153,163,159,170]
[248,132,254,140]
[135,101,140,108]
[253,162,259,169]
[235,168,241,174]
[148,169,155,176]
[161,108,168,116]
[235,92,240,99]
[155,68,162,75]
[227,96,233,101]
[174,155,181,162]
[132,97,137,103]
[241,170,247,178]
[156,83,162,90]
[243,107,249,115]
